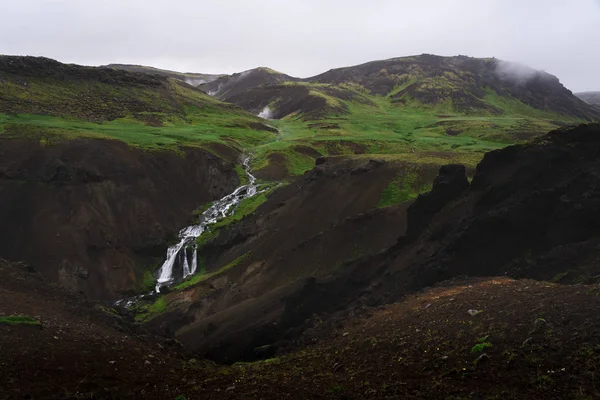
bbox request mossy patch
[0,315,41,327]
[174,253,249,291]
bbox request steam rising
[208,83,223,97]
[494,60,542,85]
[184,77,206,86]
[258,106,274,119]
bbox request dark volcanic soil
[144,123,600,367]
[3,256,600,399]
[0,137,239,300]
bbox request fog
[0,0,599,91]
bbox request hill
[0,55,279,298]
[0,55,276,150]
[200,67,300,99]
[576,91,600,105]
[104,63,224,86]
[203,55,600,180]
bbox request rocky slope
[142,123,600,362]
[0,137,240,300]
[4,257,600,399]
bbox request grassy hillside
[199,55,599,178]
[2,55,597,179]
[0,56,276,152]
[246,81,583,178]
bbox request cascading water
[154,157,261,292]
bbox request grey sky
[1,0,599,92]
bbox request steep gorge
[0,137,240,300]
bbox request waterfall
[190,246,198,275]
[154,157,262,292]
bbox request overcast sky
[1,0,599,91]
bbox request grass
[140,270,156,292]
[471,335,493,353]
[173,253,248,291]
[196,183,280,249]
[378,168,433,208]
[247,81,582,177]
[134,297,168,322]
[0,315,41,326]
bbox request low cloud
[494,60,543,85]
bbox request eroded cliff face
[0,137,239,300]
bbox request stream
[115,157,263,307]
[155,156,261,292]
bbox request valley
[1,53,600,399]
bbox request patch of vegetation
[196,183,280,249]
[173,253,249,291]
[378,169,433,208]
[0,315,41,326]
[234,164,249,185]
[471,335,492,353]
[134,297,168,322]
[140,270,156,292]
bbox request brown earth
[0,137,240,300]
[3,256,600,399]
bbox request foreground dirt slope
[0,137,239,300]
[3,257,600,399]
[203,277,600,400]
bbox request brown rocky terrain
[0,137,240,300]
[3,257,600,399]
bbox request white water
[258,106,274,119]
[154,157,261,292]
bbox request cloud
[494,60,542,85]
[0,0,599,91]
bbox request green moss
[471,335,492,353]
[134,297,169,322]
[234,164,249,185]
[196,183,280,249]
[141,270,155,292]
[173,253,249,291]
[378,169,433,208]
[0,315,41,326]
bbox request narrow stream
[115,157,263,307]
[155,156,260,292]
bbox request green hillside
[198,55,598,178]
[0,56,276,152]
[2,55,598,178]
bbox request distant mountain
[199,67,300,99]
[104,64,224,86]
[205,55,600,122]
[576,91,600,105]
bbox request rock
[522,337,533,348]
[144,360,151,365]
[468,309,482,316]
[405,164,469,238]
